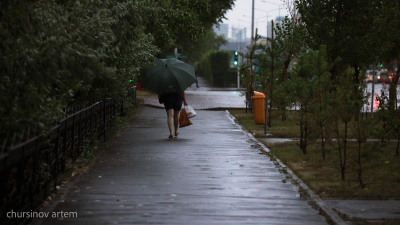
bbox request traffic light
[129,77,135,82]
[234,51,239,66]
[379,61,383,68]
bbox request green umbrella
[141,58,197,95]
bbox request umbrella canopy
[141,58,197,95]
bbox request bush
[195,50,236,87]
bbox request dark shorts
[163,93,183,111]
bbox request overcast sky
[221,0,289,39]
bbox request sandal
[175,131,179,137]
[168,134,173,139]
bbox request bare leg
[174,111,180,136]
[166,109,174,138]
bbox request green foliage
[195,50,235,87]
[296,0,386,81]
[0,0,233,143]
[174,0,234,57]
[274,16,306,81]
[186,28,228,64]
[240,31,264,112]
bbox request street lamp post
[243,15,266,35]
[254,7,280,42]
[261,0,282,19]
[251,0,255,46]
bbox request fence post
[62,119,67,172]
[71,114,75,159]
[54,126,60,193]
[30,138,39,209]
[78,112,82,156]
[103,101,106,142]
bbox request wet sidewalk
[32,107,330,225]
[141,76,247,110]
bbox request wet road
[35,107,328,225]
[364,83,400,112]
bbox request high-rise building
[213,23,229,38]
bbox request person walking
[141,58,197,138]
[162,92,188,138]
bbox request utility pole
[269,20,274,127]
[237,45,240,89]
[251,0,255,46]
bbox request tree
[296,0,384,83]
[240,31,263,114]
[274,16,305,82]
[0,0,234,144]
[285,50,318,154]
[214,34,229,50]
[373,0,400,112]
[263,21,283,126]
[172,0,235,60]
[331,69,365,181]
[307,46,334,160]
[185,28,227,64]
[274,16,306,121]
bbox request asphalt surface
[32,107,328,225]
[27,77,400,225]
[141,76,247,110]
[143,91,247,110]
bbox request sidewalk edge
[27,173,83,225]
[225,110,347,225]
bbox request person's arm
[182,91,188,106]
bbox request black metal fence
[0,86,136,225]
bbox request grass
[264,141,400,199]
[229,109,400,200]
[230,109,299,138]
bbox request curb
[225,110,347,225]
[27,173,83,225]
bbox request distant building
[219,41,248,51]
[219,27,249,51]
[213,23,229,38]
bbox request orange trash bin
[252,91,265,125]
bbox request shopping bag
[179,108,193,128]
[185,105,196,118]
[158,95,165,104]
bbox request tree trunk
[331,57,338,83]
[397,138,399,157]
[300,113,303,150]
[388,70,400,112]
[281,59,289,122]
[358,141,364,188]
[354,65,360,121]
[303,120,308,155]
[342,122,348,181]
[283,59,290,82]
[321,123,325,160]
[357,119,364,188]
